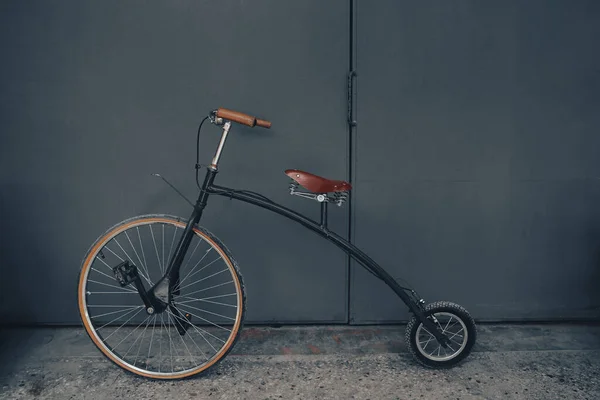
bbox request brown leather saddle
[285,169,352,193]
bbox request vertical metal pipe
[210,121,232,168]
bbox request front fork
[407,294,451,348]
[112,170,217,335]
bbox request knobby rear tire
[405,301,476,369]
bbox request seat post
[320,201,328,229]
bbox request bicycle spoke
[177,305,231,335]
[166,310,209,360]
[443,320,459,333]
[147,314,157,366]
[177,268,229,292]
[177,248,213,289]
[91,267,120,282]
[177,256,221,290]
[197,293,238,301]
[95,306,143,332]
[91,267,132,288]
[168,312,198,368]
[102,307,144,341]
[176,303,235,321]
[166,313,178,363]
[104,245,124,261]
[90,268,137,292]
[159,314,167,373]
[125,230,152,285]
[114,238,136,269]
[114,314,151,354]
[428,345,437,357]
[149,225,163,275]
[97,256,118,272]
[91,305,141,320]
[177,293,237,304]
[136,227,150,281]
[421,326,434,337]
[88,291,138,295]
[164,313,174,372]
[168,310,218,354]
[89,304,140,308]
[446,342,456,353]
[183,280,234,297]
[87,279,136,293]
[442,317,453,332]
[420,336,433,350]
[179,239,202,279]
[133,315,153,366]
[159,314,164,373]
[166,226,178,271]
[447,330,464,340]
[176,297,237,308]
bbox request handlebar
[215,108,271,129]
[256,118,272,129]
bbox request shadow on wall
[0,185,37,325]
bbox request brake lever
[209,109,223,126]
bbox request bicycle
[77,108,477,379]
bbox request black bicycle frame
[148,166,449,344]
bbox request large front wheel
[405,301,476,368]
[78,214,246,379]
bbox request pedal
[112,260,140,287]
[171,305,193,336]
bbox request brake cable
[195,116,210,190]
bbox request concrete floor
[0,324,599,399]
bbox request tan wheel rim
[78,217,243,379]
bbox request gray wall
[1,1,599,325]
[350,0,600,322]
[0,0,350,325]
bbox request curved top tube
[203,174,421,314]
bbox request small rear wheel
[405,301,476,368]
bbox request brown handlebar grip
[256,118,272,129]
[216,108,256,127]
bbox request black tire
[77,214,246,380]
[405,301,476,369]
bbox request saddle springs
[288,180,349,206]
